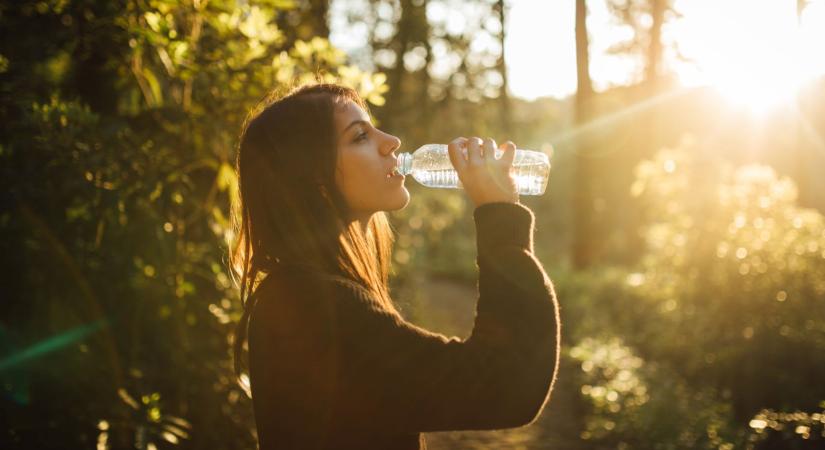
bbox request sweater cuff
[473,202,535,252]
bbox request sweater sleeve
[330,202,560,434]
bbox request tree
[276,0,332,48]
[604,0,679,88]
[0,1,387,448]
[794,0,811,208]
[603,0,677,172]
[334,0,512,142]
[495,0,513,136]
[379,0,430,130]
[573,0,596,269]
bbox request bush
[561,136,825,448]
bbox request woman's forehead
[335,99,370,127]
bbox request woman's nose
[381,132,401,155]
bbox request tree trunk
[573,0,596,269]
[497,0,513,137]
[308,0,330,38]
[277,0,330,48]
[383,0,413,131]
[645,0,665,87]
[795,0,809,206]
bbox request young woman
[230,83,560,449]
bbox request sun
[671,0,825,116]
[706,52,805,116]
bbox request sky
[331,0,825,102]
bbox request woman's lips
[386,167,404,179]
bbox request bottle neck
[397,152,412,176]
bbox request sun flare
[706,54,805,115]
[673,0,825,115]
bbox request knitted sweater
[247,201,560,450]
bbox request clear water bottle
[396,143,551,195]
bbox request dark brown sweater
[248,202,560,449]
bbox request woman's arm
[330,201,560,433]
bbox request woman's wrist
[473,202,534,251]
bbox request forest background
[2,0,825,448]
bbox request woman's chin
[389,188,410,211]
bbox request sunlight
[332,0,825,102]
[505,0,576,100]
[672,0,825,115]
[708,56,804,116]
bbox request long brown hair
[229,83,397,378]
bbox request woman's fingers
[451,136,516,170]
[467,137,484,166]
[482,137,497,163]
[447,137,468,171]
[449,135,519,207]
[499,140,516,167]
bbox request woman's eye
[354,132,368,142]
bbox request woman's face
[333,99,409,219]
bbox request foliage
[3,1,825,449]
[560,137,825,448]
[570,337,739,449]
[744,401,825,449]
[1,1,386,448]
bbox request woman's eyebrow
[342,119,370,134]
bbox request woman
[229,83,560,450]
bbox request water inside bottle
[410,163,548,195]
[397,144,550,195]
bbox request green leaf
[216,162,236,193]
[149,181,163,202]
[142,67,163,106]
[144,12,162,33]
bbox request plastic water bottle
[396,144,550,195]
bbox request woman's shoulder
[255,264,366,300]
[250,265,371,327]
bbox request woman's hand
[447,136,519,208]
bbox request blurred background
[2,0,825,448]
